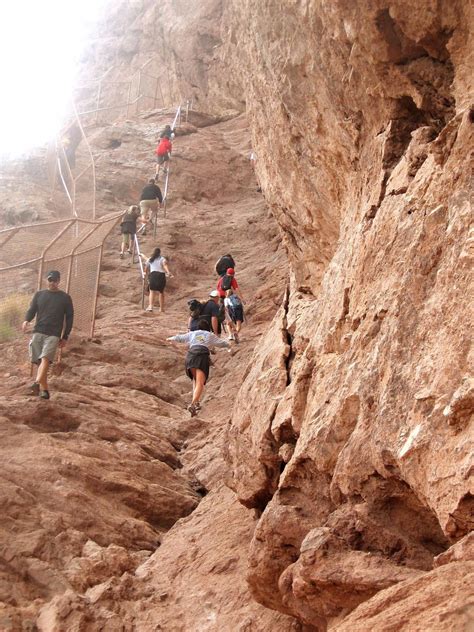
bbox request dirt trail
[0,112,297,629]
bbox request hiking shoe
[234,333,239,344]
[194,401,201,412]
[29,382,40,396]
[228,334,234,341]
[145,306,153,312]
[119,253,124,259]
[40,390,50,400]
[187,403,198,417]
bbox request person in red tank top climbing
[155,136,172,178]
[217,268,243,301]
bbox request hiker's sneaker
[145,306,153,312]
[194,401,201,412]
[29,382,40,396]
[40,390,50,400]
[228,334,234,341]
[119,253,124,259]
[234,333,239,344]
[187,403,198,417]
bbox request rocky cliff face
[1,0,472,630]
[220,0,473,629]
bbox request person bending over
[139,178,163,234]
[167,319,230,416]
[155,136,172,178]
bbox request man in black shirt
[22,270,74,399]
[139,178,163,234]
[202,290,222,335]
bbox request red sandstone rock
[0,0,472,630]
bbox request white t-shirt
[148,256,166,273]
[224,295,241,309]
[169,330,230,350]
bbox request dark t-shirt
[25,289,74,339]
[216,255,235,276]
[140,184,163,202]
[121,212,138,235]
[201,300,220,325]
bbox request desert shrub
[0,293,30,341]
[0,321,15,343]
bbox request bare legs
[147,290,164,312]
[148,290,156,310]
[190,368,206,405]
[120,235,132,257]
[36,357,50,391]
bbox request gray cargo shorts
[29,333,60,364]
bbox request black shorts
[149,271,166,292]
[185,346,210,382]
[229,305,244,323]
[156,153,170,164]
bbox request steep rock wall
[221,0,473,629]
[42,0,473,629]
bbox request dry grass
[0,293,30,342]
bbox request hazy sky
[0,0,110,158]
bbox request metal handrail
[72,101,96,219]
[171,105,181,131]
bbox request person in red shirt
[155,136,172,177]
[216,268,243,300]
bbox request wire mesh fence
[0,214,121,343]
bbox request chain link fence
[0,214,121,343]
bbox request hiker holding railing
[139,178,163,234]
[119,205,141,259]
[141,247,172,313]
[155,136,172,178]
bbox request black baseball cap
[46,270,60,281]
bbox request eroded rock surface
[0,0,472,630]
[222,1,473,629]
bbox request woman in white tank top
[142,247,172,312]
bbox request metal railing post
[153,77,159,109]
[90,244,103,338]
[137,70,142,114]
[37,220,75,289]
[126,80,132,118]
[158,80,165,108]
[95,81,102,124]
[72,100,96,219]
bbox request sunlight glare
[0,0,110,158]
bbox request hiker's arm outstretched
[208,332,230,349]
[167,333,190,344]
